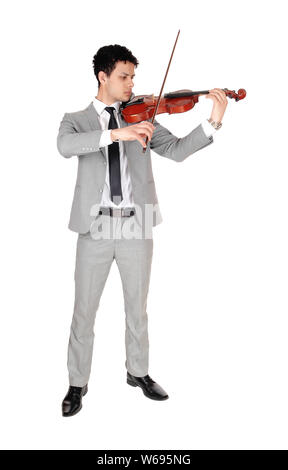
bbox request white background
[1,0,287,450]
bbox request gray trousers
[67,214,153,386]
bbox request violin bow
[143,29,180,154]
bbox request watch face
[207,119,222,130]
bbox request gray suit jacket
[57,95,213,234]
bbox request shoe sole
[62,386,88,417]
[127,378,169,401]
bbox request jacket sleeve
[57,113,104,158]
[150,118,214,163]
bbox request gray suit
[57,97,213,386]
[57,95,213,234]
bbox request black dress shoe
[62,384,88,417]
[127,372,169,400]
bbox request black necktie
[105,106,123,205]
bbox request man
[57,44,228,417]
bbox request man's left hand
[206,88,228,123]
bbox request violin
[120,88,246,124]
[121,30,246,153]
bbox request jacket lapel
[84,94,135,159]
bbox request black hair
[92,44,139,88]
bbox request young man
[57,44,228,417]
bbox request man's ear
[98,70,107,86]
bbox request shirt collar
[92,96,121,116]
[92,92,135,116]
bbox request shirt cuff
[201,119,217,138]
[99,130,113,147]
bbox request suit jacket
[57,94,214,234]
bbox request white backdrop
[1,0,287,450]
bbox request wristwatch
[207,118,222,130]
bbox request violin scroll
[223,88,246,101]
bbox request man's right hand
[111,122,155,149]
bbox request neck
[96,88,116,106]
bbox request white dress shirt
[93,97,135,208]
[93,96,217,208]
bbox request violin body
[121,88,246,124]
[121,90,198,123]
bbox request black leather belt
[99,207,135,217]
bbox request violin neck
[164,90,210,99]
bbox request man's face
[102,60,135,102]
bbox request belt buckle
[111,208,122,217]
